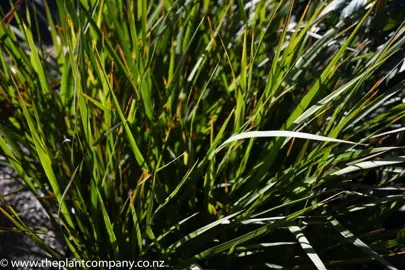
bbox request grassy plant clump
[1,0,405,269]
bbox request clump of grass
[1,0,405,269]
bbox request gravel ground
[0,159,66,268]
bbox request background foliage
[1,0,405,269]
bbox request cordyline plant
[1,0,405,269]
